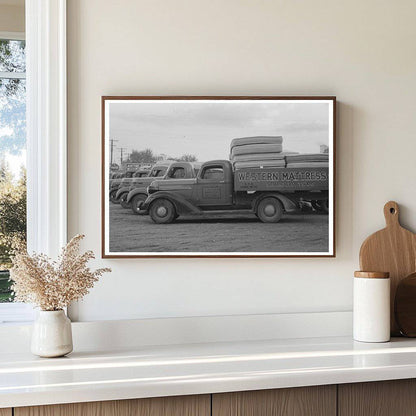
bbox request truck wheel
[312,199,329,213]
[110,190,119,204]
[120,193,130,208]
[320,199,329,214]
[256,197,284,223]
[149,199,176,224]
[311,200,320,211]
[131,194,147,215]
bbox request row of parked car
[109,156,329,224]
[109,161,201,214]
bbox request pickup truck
[109,172,127,203]
[126,161,201,214]
[140,159,329,224]
[114,170,151,208]
[112,163,171,208]
[110,170,150,204]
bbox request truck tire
[311,200,319,211]
[149,199,176,224]
[320,199,329,214]
[131,194,147,215]
[120,193,130,208]
[312,199,329,214]
[256,197,284,223]
[110,190,119,204]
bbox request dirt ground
[109,203,329,253]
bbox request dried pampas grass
[10,235,111,311]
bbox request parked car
[111,163,171,209]
[114,170,151,208]
[109,173,126,203]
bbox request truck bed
[234,167,329,192]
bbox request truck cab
[126,161,201,214]
[142,160,329,224]
[147,160,233,208]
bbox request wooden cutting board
[395,272,416,337]
[359,201,416,335]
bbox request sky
[0,125,25,180]
[108,100,331,163]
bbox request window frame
[26,0,67,258]
[0,0,67,323]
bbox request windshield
[133,171,148,178]
[149,167,167,177]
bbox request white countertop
[2,336,416,408]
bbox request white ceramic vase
[31,310,73,358]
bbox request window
[201,166,225,180]
[0,38,26,306]
[153,167,167,177]
[133,171,148,178]
[168,167,186,179]
[0,3,68,323]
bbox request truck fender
[126,189,147,204]
[144,192,202,215]
[253,193,297,213]
[115,187,130,200]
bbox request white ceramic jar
[31,310,73,357]
[353,271,390,343]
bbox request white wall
[67,0,416,322]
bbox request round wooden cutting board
[359,201,416,335]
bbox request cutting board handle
[384,201,400,228]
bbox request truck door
[195,164,233,207]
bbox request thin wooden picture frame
[102,96,336,258]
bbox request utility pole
[119,147,128,165]
[110,139,118,166]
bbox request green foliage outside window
[0,163,26,302]
[0,39,27,302]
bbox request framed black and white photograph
[102,96,335,258]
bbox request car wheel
[131,194,147,215]
[256,197,284,223]
[120,193,130,208]
[110,190,119,204]
[149,199,176,224]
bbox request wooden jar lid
[354,271,390,279]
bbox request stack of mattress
[230,136,288,169]
[285,153,329,168]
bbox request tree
[0,161,26,269]
[178,154,197,162]
[0,39,26,155]
[129,148,156,164]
